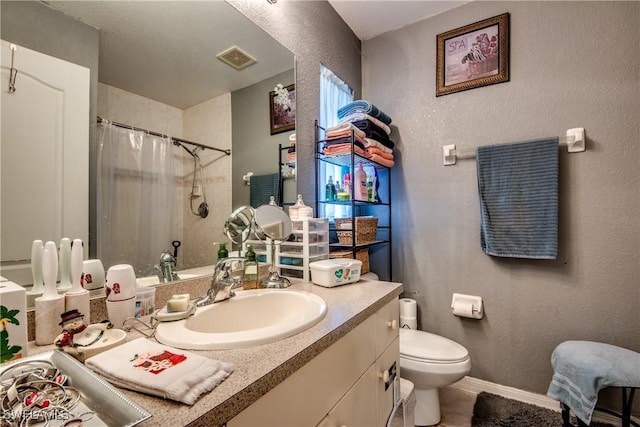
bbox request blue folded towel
[337,100,392,125]
[250,173,280,208]
[547,341,640,425]
[476,137,559,259]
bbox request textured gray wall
[228,0,362,208]
[231,69,295,209]
[362,0,639,399]
[1,1,100,256]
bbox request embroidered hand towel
[85,338,234,405]
[476,137,559,259]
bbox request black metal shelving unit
[278,143,296,207]
[314,121,392,281]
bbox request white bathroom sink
[154,289,328,350]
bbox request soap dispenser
[217,242,229,260]
[243,245,258,290]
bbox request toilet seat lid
[400,329,469,363]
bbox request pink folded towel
[85,338,233,405]
[325,123,366,140]
[364,138,393,154]
[364,146,394,160]
[323,143,366,156]
[364,152,395,168]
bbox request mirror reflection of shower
[183,146,209,218]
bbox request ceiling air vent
[216,46,256,70]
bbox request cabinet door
[375,299,400,356]
[228,316,376,427]
[318,364,378,427]
[377,336,400,427]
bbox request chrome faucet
[156,251,179,283]
[195,257,245,307]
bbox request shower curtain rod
[97,116,231,155]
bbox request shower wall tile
[97,83,182,137]
[182,93,232,268]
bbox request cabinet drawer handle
[379,369,390,382]
[387,320,397,330]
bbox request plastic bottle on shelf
[325,176,337,202]
[343,173,351,197]
[355,163,368,201]
[371,172,378,202]
[367,178,374,202]
[243,245,258,290]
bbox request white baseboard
[449,376,624,426]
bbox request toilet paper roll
[400,316,417,330]
[452,301,475,318]
[399,298,417,318]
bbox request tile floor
[392,386,478,427]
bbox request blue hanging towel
[476,137,559,259]
[249,173,280,208]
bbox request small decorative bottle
[293,194,313,219]
[268,195,283,209]
[243,245,258,290]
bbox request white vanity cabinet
[227,298,400,427]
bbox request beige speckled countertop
[25,278,402,426]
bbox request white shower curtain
[97,122,175,277]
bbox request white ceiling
[328,0,469,40]
[41,1,467,109]
[43,1,294,110]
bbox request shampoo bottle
[355,163,367,201]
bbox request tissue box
[309,259,362,288]
[0,281,28,363]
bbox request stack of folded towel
[323,100,395,168]
[287,133,296,165]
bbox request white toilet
[399,316,471,426]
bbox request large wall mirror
[0,1,296,302]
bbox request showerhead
[198,202,209,218]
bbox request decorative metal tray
[0,350,151,426]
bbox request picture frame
[269,83,296,135]
[436,13,509,97]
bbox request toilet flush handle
[387,319,397,330]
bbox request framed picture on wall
[269,83,296,135]
[436,13,510,97]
